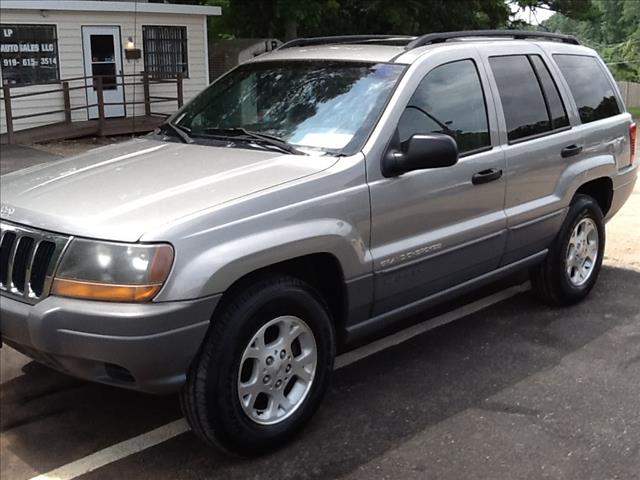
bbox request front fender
[142,153,371,302]
[163,219,369,300]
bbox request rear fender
[560,154,615,205]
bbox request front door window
[397,59,491,155]
[90,34,117,90]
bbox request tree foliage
[202,0,600,40]
[543,0,640,81]
[157,0,635,82]
[205,0,514,39]
[513,0,597,21]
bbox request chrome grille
[0,221,70,304]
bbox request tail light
[630,122,637,166]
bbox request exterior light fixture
[124,36,141,60]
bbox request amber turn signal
[51,278,163,303]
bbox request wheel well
[213,253,347,332]
[575,177,613,215]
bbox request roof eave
[0,1,222,16]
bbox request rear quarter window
[553,54,621,123]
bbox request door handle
[472,168,502,185]
[561,144,583,158]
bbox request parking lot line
[28,420,189,480]
[27,283,526,480]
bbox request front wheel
[530,194,605,306]
[180,275,335,455]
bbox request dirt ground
[602,175,640,270]
[30,135,141,158]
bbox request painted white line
[28,419,189,480]
[28,283,527,480]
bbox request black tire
[180,274,335,456]
[530,194,605,306]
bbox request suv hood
[1,139,337,242]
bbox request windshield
[173,60,406,154]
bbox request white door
[82,26,125,119]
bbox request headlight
[51,239,174,302]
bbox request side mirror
[382,133,459,177]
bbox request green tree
[543,0,640,81]
[203,0,599,41]
[205,0,339,39]
[205,0,512,39]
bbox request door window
[397,59,491,155]
[90,34,117,90]
[490,55,551,142]
[553,54,620,123]
[490,55,572,143]
[529,55,569,129]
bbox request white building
[0,0,221,136]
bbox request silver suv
[1,31,637,455]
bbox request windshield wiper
[159,121,194,144]
[204,128,306,155]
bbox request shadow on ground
[2,265,639,480]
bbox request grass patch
[629,106,640,120]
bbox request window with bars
[142,25,188,79]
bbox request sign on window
[1,24,60,86]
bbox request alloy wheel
[237,316,317,425]
[565,217,599,287]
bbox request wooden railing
[1,72,183,144]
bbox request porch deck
[2,72,182,145]
[0,115,164,145]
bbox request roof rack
[405,30,580,49]
[275,30,580,52]
[277,35,416,50]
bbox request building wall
[1,9,209,133]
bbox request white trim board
[203,16,210,85]
[1,1,222,16]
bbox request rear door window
[529,55,570,130]
[397,59,491,155]
[490,55,550,142]
[553,54,620,123]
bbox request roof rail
[277,35,416,50]
[406,30,580,49]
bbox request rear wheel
[180,274,335,455]
[530,194,605,306]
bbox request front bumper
[0,293,220,394]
